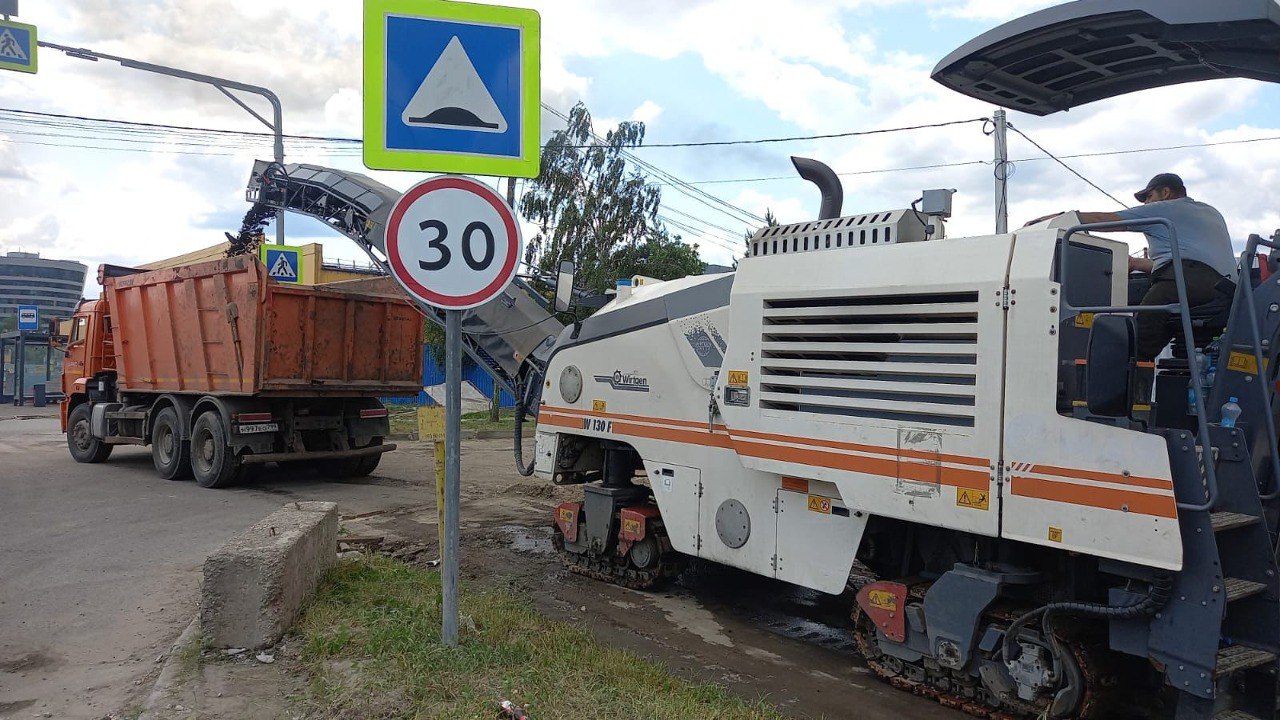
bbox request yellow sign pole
[418,405,447,556]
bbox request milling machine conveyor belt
[244,160,563,396]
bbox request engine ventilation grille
[759,291,980,427]
[748,209,931,259]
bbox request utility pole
[993,109,1009,234]
[38,41,287,245]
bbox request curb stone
[137,615,200,720]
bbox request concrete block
[201,501,338,650]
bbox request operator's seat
[1127,271,1236,358]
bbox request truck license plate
[238,423,279,434]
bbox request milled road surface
[0,408,432,719]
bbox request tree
[521,102,699,293]
[742,208,779,254]
[610,231,705,281]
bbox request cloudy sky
[2,0,1279,298]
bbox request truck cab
[60,299,115,434]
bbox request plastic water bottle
[1221,397,1243,428]
[1204,342,1218,385]
[1188,350,1207,414]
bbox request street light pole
[38,40,287,245]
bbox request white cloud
[3,0,1279,283]
[630,100,663,125]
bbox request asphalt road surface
[0,407,433,719]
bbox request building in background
[0,251,88,323]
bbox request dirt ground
[337,437,959,720]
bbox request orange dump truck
[60,255,424,487]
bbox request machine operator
[1027,173,1236,360]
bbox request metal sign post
[383,175,523,647]
[14,304,36,407]
[442,309,461,644]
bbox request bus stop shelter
[1,330,62,406]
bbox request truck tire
[190,411,242,488]
[67,404,113,463]
[326,437,383,478]
[151,407,192,480]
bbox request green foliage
[424,321,446,368]
[610,231,706,282]
[521,102,703,294]
[742,208,779,251]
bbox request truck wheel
[324,438,384,478]
[151,407,192,480]
[67,404,112,463]
[190,412,242,488]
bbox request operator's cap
[1134,173,1185,202]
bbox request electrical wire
[0,107,983,151]
[540,103,767,226]
[1007,122,1129,209]
[621,117,989,148]
[669,159,992,186]
[12,106,1279,197]
[659,206,747,241]
[0,107,360,144]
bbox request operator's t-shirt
[1116,197,1236,276]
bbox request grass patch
[386,407,524,439]
[460,408,518,434]
[297,556,782,719]
[388,406,419,437]
[176,628,202,681]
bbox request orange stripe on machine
[1028,463,1172,491]
[1010,476,1177,519]
[540,406,992,488]
[732,439,991,491]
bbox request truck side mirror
[554,261,576,313]
[1085,314,1135,417]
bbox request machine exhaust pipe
[791,156,843,220]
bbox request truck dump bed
[104,255,423,396]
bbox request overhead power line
[1007,123,1129,209]
[0,107,983,151]
[626,117,989,148]
[0,107,359,144]
[539,103,766,227]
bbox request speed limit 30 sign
[386,176,523,310]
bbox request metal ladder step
[1210,512,1261,532]
[1215,712,1263,720]
[1224,577,1268,602]
[1215,645,1277,676]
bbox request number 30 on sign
[385,175,523,310]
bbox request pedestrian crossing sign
[260,244,305,284]
[0,19,37,74]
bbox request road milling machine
[244,1,1280,716]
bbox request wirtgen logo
[594,370,650,392]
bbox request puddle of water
[641,593,734,648]
[498,525,555,555]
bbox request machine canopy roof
[931,0,1280,115]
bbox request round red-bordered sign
[385,176,522,310]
